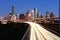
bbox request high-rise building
[25,10,30,16]
[50,12,55,17]
[37,12,40,18]
[31,10,34,19]
[19,14,25,19]
[45,12,50,18]
[34,8,37,18]
[25,10,32,21]
[12,6,14,14]
[8,13,13,20]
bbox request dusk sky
[0,0,59,17]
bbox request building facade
[34,8,37,18]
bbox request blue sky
[0,0,59,17]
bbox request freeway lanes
[23,22,60,40]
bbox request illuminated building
[25,10,32,21]
[11,15,16,22]
[31,10,34,19]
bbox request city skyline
[0,0,59,17]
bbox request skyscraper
[25,10,32,21]
[12,6,14,14]
[45,12,50,18]
[50,12,55,17]
[25,10,30,18]
[31,10,34,19]
[37,12,40,18]
[34,8,37,18]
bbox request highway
[22,22,60,40]
[0,21,60,40]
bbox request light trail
[23,22,60,40]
